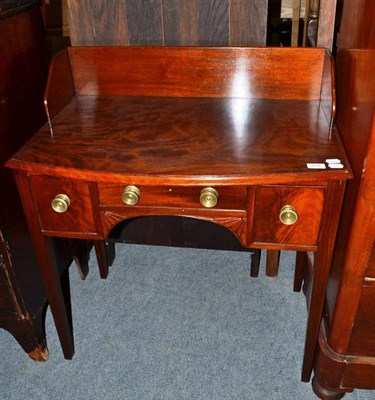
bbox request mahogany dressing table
[5,46,352,382]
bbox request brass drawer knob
[122,185,141,206]
[51,194,70,213]
[279,205,299,225]
[200,187,219,208]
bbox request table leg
[94,240,109,279]
[250,249,261,277]
[294,251,308,292]
[266,250,280,277]
[301,181,346,382]
[71,239,92,280]
[14,171,74,359]
[34,237,74,359]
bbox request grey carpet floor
[0,245,373,399]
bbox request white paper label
[328,163,344,169]
[306,163,326,169]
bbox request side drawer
[30,176,96,234]
[253,185,325,246]
[98,184,247,211]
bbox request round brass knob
[279,205,299,225]
[51,194,70,213]
[122,185,141,206]
[200,187,219,208]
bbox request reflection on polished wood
[14,96,349,184]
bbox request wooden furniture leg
[60,263,73,336]
[104,241,116,267]
[294,251,308,292]
[301,181,346,382]
[312,376,346,400]
[93,240,116,279]
[14,171,74,359]
[71,239,116,280]
[250,249,261,277]
[32,236,74,359]
[266,250,280,277]
[71,239,91,279]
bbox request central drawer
[98,184,247,211]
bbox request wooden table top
[8,95,351,185]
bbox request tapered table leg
[294,251,308,292]
[14,171,74,359]
[94,240,109,279]
[301,181,346,382]
[266,250,280,277]
[250,249,261,277]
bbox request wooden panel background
[68,46,325,99]
[66,0,268,47]
[316,0,337,51]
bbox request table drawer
[98,184,247,211]
[30,176,96,234]
[253,186,325,246]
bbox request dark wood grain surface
[7,96,350,184]
[312,0,375,396]
[366,246,375,278]
[66,0,129,45]
[12,46,346,186]
[253,185,325,247]
[30,175,97,235]
[197,0,228,45]
[325,0,375,352]
[66,0,268,47]
[98,184,247,210]
[229,0,267,46]
[347,286,375,357]
[44,48,75,122]
[68,46,325,99]
[162,0,199,45]
[126,0,163,45]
